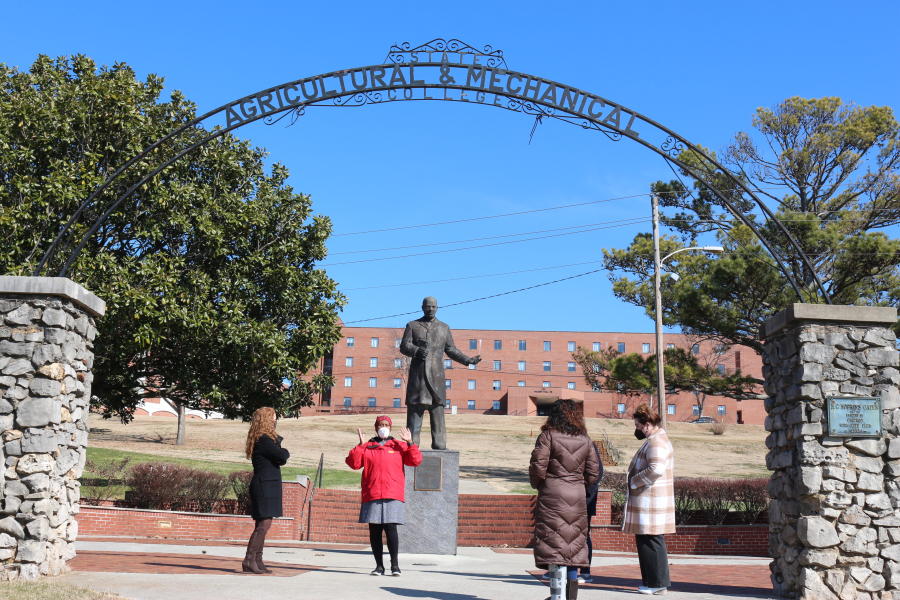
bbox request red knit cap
[374,415,392,427]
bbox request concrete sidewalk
[60,539,774,600]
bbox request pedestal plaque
[400,449,459,555]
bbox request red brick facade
[77,484,766,557]
[313,326,766,425]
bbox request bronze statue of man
[400,297,481,450]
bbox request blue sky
[3,1,898,333]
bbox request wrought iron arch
[35,38,829,303]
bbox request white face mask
[377,427,391,439]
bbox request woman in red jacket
[346,415,422,576]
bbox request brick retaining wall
[76,484,767,556]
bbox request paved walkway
[61,538,774,600]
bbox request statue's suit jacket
[400,317,471,406]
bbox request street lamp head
[700,246,724,253]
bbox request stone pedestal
[761,303,899,599]
[0,277,105,581]
[400,449,459,555]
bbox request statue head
[421,296,438,320]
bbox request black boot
[566,579,579,600]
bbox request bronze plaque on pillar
[827,396,882,437]
[414,454,443,491]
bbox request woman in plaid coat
[623,404,675,595]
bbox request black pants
[635,534,670,588]
[369,523,399,568]
[579,521,593,575]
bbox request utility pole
[651,194,667,428]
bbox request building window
[370,337,379,348]
[617,342,626,353]
[567,382,576,390]
[444,399,451,408]
[493,339,502,350]
[543,341,552,351]
[445,379,452,389]
[394,358,403,368]
[714,344,726,355]
[642,343,651,353]
[567,341,576,352]
[444,359,452,369]
[467,400,476,410]
[518,340,527,351]
[567,361,576,372]
[716,364,726,374]
[367,397,376,407]
[369,357,378,368]
[667,404,676,415]
[692,405,700,416]
[368,377,377,388]
[343,397,352,407]
[666,343,675,349]
[543,361,551,372]
[492,400,501,411]
[517,380,525,387]
[347,337,355,347]
[467,379,476,391]
[691,343,700,355]
[616,403,626,414]
[394,338,401,348]
[393,378,402,389]
[467,363,476,370]
[592,384,601,392]
[592,342,601,352]
[345,357,354,367]
[542,381,551,388]
[492,380,501,391]
[517,361,526,372]
[469,339,478,350]
[493,360,501,371]
[344,377,352,387]
[717,405,726,416]
[393,398,401,408]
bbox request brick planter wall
[590,525,768,557]
[79,484,767,556]
[77,481,309,541]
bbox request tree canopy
[0,55,345,424]
[572,346,759,416]
[604,97,900,352]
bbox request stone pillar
[762,304,899,599]
[0,277,105,581]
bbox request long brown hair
[541,399,587,436]
[633,403,661,426]
[245,407,278,459]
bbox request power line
[323,219,648,266]
[341,260,604,291]
[344,269,603,324]
[329,218,651,256]
[332,193,649,237]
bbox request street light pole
[652,191,724,429]
[651,194,667,428]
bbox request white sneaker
[637,586,667,595]
[577,574,592,583]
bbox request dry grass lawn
[2,581,127,599]
[87,413,768,493]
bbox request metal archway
[35,38,829,303]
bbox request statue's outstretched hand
[398,427,413,443]
[470,355,482,365]
[357,428,365,445]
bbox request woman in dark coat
[530,400,601,600]
[243,406,289,574]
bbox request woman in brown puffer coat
[530,399,601,600]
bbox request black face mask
[634,429,646,440]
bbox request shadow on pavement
[380,587,490,600]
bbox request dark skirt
[249,476,283,520]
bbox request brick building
[313,326,766,425]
